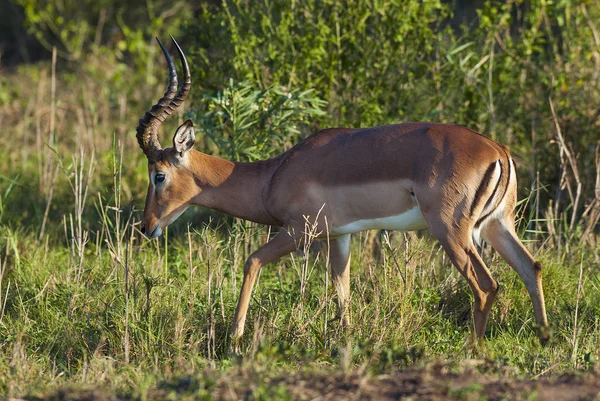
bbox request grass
[0,59,599,400]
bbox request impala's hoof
[538,327,551,347]
[228,327,244,355]
[227,341,242,356]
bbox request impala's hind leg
[426,218,499,340]
[330,234,351,327]
[482,219,549,344]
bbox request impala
[136,37,549,345]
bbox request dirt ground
[215,368,600,401]
[13,365,600,401]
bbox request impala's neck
[188,151,283,226]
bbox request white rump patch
[331,207,427,236]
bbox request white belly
[331,206,428,236]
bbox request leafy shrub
[189,79,326,161]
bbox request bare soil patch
[15,366,600,401]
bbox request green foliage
[0,76,11,106]
[190,79,326,161]
[17,0,92,59]
[191,0,452,127]
[15,0,194,81]
[0,174,18,224]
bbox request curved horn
[136,37,179,163]
[167,35,191,111]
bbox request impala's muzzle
[141,224,163,239]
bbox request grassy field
[1,56,599,400]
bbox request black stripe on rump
[476,156,511,228]
[470,161,500,219]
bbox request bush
[189,79,326,161]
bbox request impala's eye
[155,173,166,184]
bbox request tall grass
[0,50,599,399]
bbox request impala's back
[266,122,511,238]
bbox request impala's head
[136,37,196,238]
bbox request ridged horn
[136,37,191,162]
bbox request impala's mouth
[142,224,163,239]
[149,226,163,238]
[141,206,189,239]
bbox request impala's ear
[173,119,195,155]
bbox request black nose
[141,226,146,235]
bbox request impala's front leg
[330,234,351,327]
[230,230,297,342]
